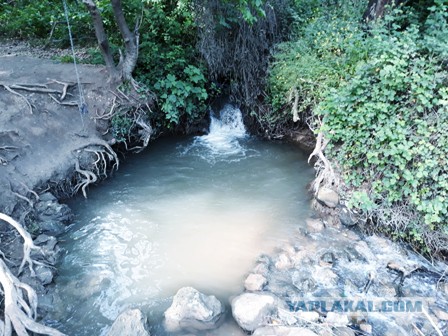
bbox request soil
[0,47,114,217]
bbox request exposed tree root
[0,213,66,336]
[73,141,119,198]
[308,127,339,194]
[1,85,33,114]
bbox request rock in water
[244,273,268,291]
[107,309,150,336]
[253,326,319,336]
[164,287,223,332]
[231,293,279,332]
[316,188,339,208]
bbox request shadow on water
[47,105,314,335]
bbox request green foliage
[267,0,448,254]
[153,66,208,125]
[134,1,210,128]
[318,2,448,253]
[111,112,134,144]
[267,1,369,126]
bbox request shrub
[318,2,448,254]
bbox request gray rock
[332,327,355,336]
[244,273,267,291]
[316,188,339,208]
[107,309,150,336]
[359,323,372,334]
[35,265,54,285]
[253,326,318,336]
[164,287,223,332]
[306,218,324,233]
[338,207,358,227]
[231,293,279,332]
[275,253,292,270]
[320,252,335,267]
[325,312,349,326]
[433,307,448,320]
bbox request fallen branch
[9,84,61,95]
[422,307,443,336]
[49,94,78,106]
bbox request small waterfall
[183,104,250,162]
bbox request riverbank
[0,53,119,330]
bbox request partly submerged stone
[253,326,319,336]
[231,293,280,332]
[107,309,150,336]
[164,287,223,332]
[244,273,268,291]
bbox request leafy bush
[267,0,368,127]
[318,2,448,254]
[153,65,208,125]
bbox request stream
[47,105,315,335]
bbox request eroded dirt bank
[0,53,119,327]
[0,55,114,216]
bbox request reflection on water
[49,109,313,335]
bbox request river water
[48,105,314,335]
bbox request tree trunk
[110,0,139,81]
[82,0,120,81]
[363,0,406,22]
[82,0,140,82]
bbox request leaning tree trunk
[363,0,406,21]
[82,0,139,82]
[110,0,139,81]
[82,0,120,81]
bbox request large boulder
[107,309,150,336]
[231,293,280,332]
[164,287,223,332]
[316,188,339,208]
[253,326,319,336]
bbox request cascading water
[182,104,252,162]
[46,105,314,335]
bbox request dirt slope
[0,55,114,216]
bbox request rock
[359,323,372,334]
[164,287,223,332]
[245,273,267,291]
[433,307,448,320]
[291,271,316,293]
[338,207,358,227]
[325,312,349,326]
[253,262,270,277]
[306,218,324,233]
[332,327,355,336]
[275,253,292,270]
[312,267,338,287]
[107,309,150,336]
[316,188,339,208]
[231,293,279,332]
[354,241,377,263]
[34,196,73,235]
[37,220,66,236]
[35,265,54,285]
[319,252,335,267]
[296,311,320,322]
[253,326,319,336]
